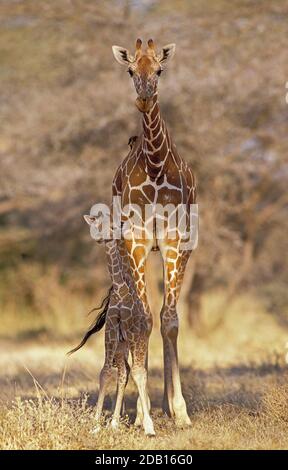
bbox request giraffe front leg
[161,306,191,427]
[130,343,155,437]
[161,313,173,417]
[159,242,192,427]
[124,238,153,426]
[134,353,151,427]
[132,367,155,436]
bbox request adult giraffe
[111,39,197,427]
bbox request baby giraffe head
[84,210,112,243]
[112,38,175,113]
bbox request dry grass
[1,292,288,450]
[1,354,288,450]
[1,394,288,450]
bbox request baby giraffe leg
[92,316,119,433]
[131,339,155,436]
[134,354,151,427]
[135,391,151,427]
[92,363,113,433]
[132,364,155,436]
[111,349,130,429]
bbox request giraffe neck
[142,93,170,177]
[105,240,138,299]
[105,240,126,290]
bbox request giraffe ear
[83,215,97,226]
[112,45,134,65]
[157,43,176,64]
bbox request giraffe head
[112,39,176,113]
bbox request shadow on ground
[1,360,286,419]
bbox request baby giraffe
[69,213,155,436]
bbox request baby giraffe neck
[105,240,126,289]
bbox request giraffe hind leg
[92,319,119,433]
[111,344,130,430]
[91,363,114,434]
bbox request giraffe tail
[67,286,113,355]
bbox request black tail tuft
[67,286,113,356]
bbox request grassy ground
[1,293,288,450]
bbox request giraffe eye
[156,69,162,76]
[128,69,134,77]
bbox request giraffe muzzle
[135,97,153,113]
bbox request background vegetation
[0,0,287,450]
